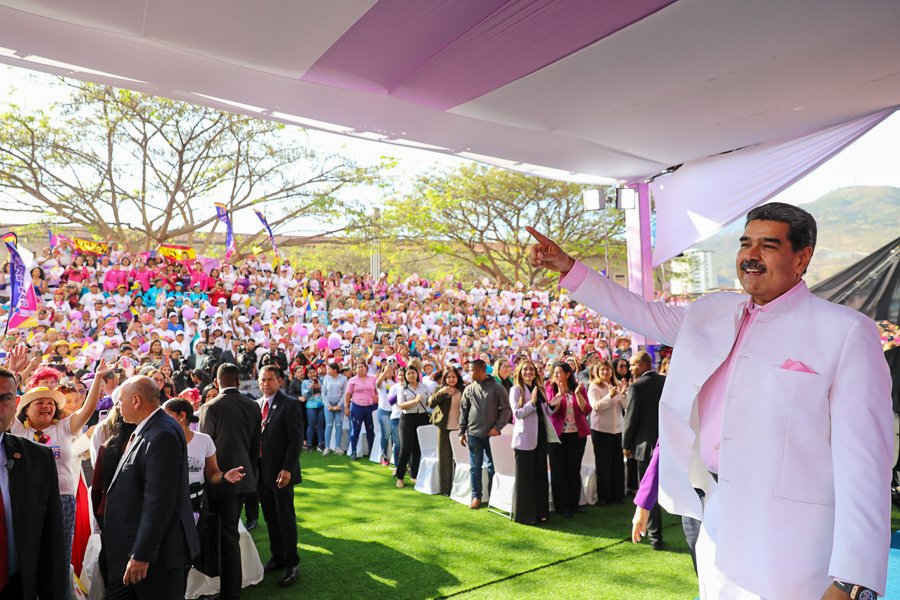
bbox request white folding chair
[580,435,598,505]
[414,424,441,494]
[449,434,490,505]
[368,410,384,463]
[487,435,516,517]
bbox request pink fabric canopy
[0,0,898,261]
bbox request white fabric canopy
[650,107,897,266]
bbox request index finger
[525,226,553,249]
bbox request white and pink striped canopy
[1,0,899,259]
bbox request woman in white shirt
[375,363,398,467]
[389,366,430,488]
[12,358,109,568]
[587,361,627,505]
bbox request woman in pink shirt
[546,361,591,518]
[344,362,378,460]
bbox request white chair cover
[369,410,384,463]
[580,435,598,505]
[487,435,516,516]
[185,520,264,599]
[449,432,490,505]
[414,424,441,494]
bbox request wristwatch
[833,581,877,600]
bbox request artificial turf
[243,451,699,599]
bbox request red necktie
[260,401,269,457]
[0,483,8,591]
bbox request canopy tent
[1,0,898,293]
[811,236,900,324]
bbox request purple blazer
[509,386,554,451]
[634,440,660,511]
[546,387,591,438]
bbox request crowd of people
[0,224,898,599]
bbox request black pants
[626,456,639,492]
[243,491,259,522]
[208,494,245,600]
[636,458,662,543]
[0,573,22,599]
[258,482,299,567]
[591,430,625,504]
[436,427,454,495]
[513,419,549,523]
[396,412,429,481]
[548,432,586,515]
[105,565,187,599]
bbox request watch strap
[834,580,877,600]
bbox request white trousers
[697,480,764,600]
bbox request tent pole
[625,182,654,347]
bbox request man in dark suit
[0,366,67,599]
[257,365,302,587]
[103,375,199,599]
[199,363,261,600]
[623,350,666,550]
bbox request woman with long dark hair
[428,367,464,495]
[509,360,557,524]
[391,366,430,488]
[546,361,591,518]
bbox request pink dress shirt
[697,280,807,472]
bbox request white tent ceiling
[1,0,898,186]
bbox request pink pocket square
[780,359,817,374]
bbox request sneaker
[322,448,331,457]
[316,446,324,453]
[334,448,345,456]
[380,458,390,466]
[351,454,359,461]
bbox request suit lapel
[4,436,26,548]
[109,410,161,489]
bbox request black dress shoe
[560,511,573,519]
[263,559,285,573]
[245,519,258,532]
[651,540,665,551]
[279,565,299,587]
[574,506,586,514]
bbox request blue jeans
[323,406,343,450]
[391,417,401,465]
[378,408,394,460]
[468,435,495,500]
[306,406,325,448]
[349,403,376,457]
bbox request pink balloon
[205,306,217,317]
[298,325,308,337]
[328,333,342,350]
[182,306,196,320]
[248,306,258,317]
[70,311,82,320]
[316,337,328,350]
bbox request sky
[1,64,899,239]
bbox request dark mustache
[740,259,766,272]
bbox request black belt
[709,471,718,483]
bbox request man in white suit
[528,202,891,600]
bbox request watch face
[858,590,875,600]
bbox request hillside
[692,186,900,287]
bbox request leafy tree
[0,80,386,253]
[382,164,625,286]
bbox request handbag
[191,482,222,577]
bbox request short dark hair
[259,364,283,380]
[163,398,198,423]
[217,363,240,384]
[745,202,817,252]
[0,366,16,388]
[470,359,487,372]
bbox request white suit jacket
[563,262,892,597]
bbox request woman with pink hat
[11,358,111,571]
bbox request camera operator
[239,338,260,380]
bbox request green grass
[242,452,699,600]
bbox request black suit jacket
[259,390,303,488]
[199,387,261,497]
[3,434,67,599]
[103,409,200,579]
[216,350,238,371]
[623,370,665,462]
